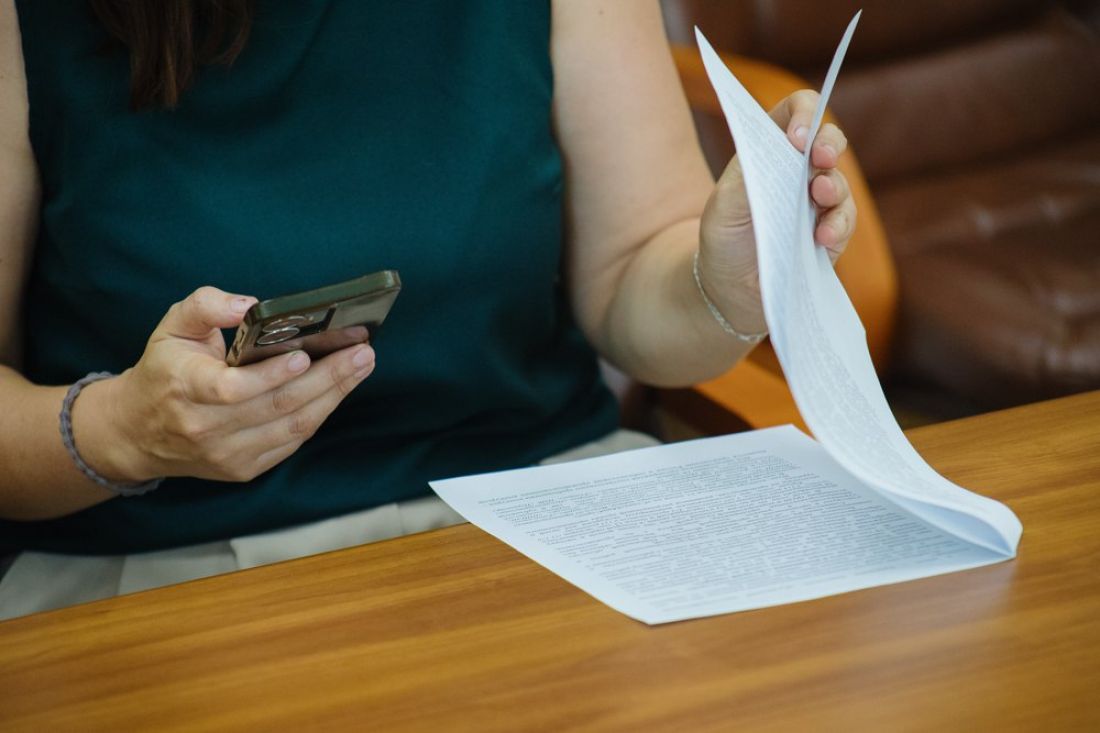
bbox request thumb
[706,156,753,233]
[701,156,760,285]
[157,286,257,342]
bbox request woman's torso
[4,0,618,554]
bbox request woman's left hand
[696,90,857,335]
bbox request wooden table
[2,392,1098,732]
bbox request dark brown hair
[89,0,255,110]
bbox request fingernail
[793,126,808,143]
[231,297,253,314]
[287,351,309,372]
[353,346,373,368]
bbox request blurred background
[657,0,1100,428]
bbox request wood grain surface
[2,392,1098,732]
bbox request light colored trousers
[0,429,657,620]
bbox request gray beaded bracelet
[59,372,163,497]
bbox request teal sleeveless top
[5,1,619,554]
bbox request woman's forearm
[0,366,118,520]
[550,2,856,391]
[587,217,763,388]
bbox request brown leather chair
[662,0,1100,419]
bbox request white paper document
[431,13,1021,624]
[431,427,1006,624]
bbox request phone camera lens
[257,327,300,345]
[262,315,309,333]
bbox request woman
[0,0,855,617]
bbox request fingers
[225,348,376,475]
[187,348,313,406]
[179,344,376,482]
[815,196,857,257]
[810,123,848,169]
[810,168,849,209]
[809,165,855,263]
[810,169,855,253]
[228,343,375,429]
[158,287,257,341]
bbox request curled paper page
[694,14,1021,555]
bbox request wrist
[695,247,768,337]
[71,372,160,484]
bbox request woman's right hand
[80,286,376,484]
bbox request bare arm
[0,0,35,369]
[550,0,855,387]
[0,0,121,518]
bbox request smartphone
[226,270,401,367]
